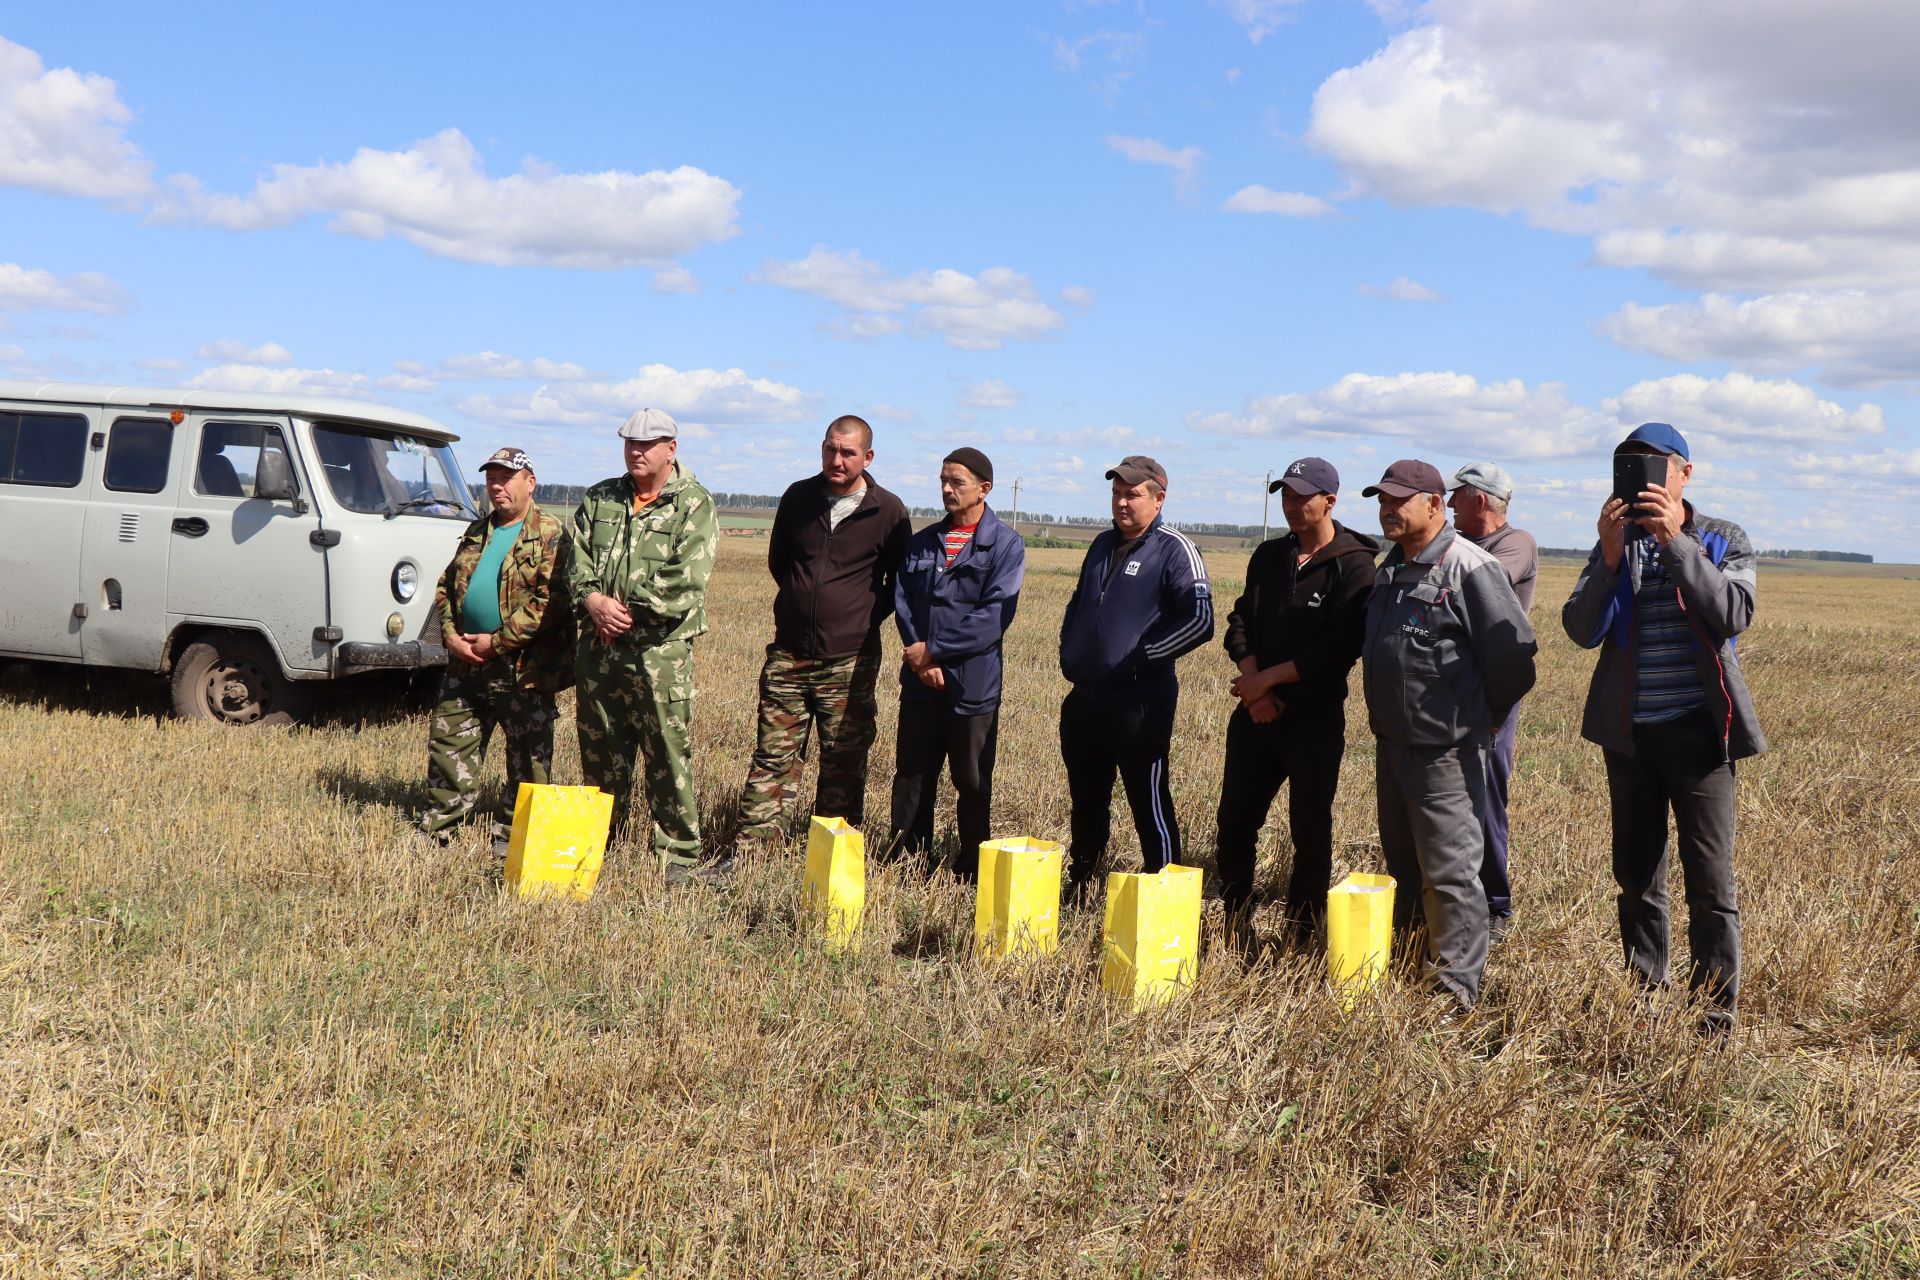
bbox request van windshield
[311,424,477,520]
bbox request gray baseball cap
[1449,461,1514,503]
[618,407,679,441]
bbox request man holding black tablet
[1562,423,1766,1038]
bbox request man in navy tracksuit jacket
[888,448,1026,879]
[1058,455,1214,897]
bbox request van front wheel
[171,636,312,727]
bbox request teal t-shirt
[461,519,522,635]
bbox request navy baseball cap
[1617,422,1690,460]
[1270,456,1339,495]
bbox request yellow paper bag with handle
[1100,864,1203,1008]
[504,783,614,901]
[1326,872,1396,1007]
[803,815,865,952]
[974,837,1064,960]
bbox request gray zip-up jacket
[1362,527,1538,747]
[1559,506,1767,762]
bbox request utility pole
[1261,470,1273,542]
[1011,477,1022,532]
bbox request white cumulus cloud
[1189,368,1886,469]
[1107,135,1205,196]
[1221,185,1336,217]
[758,247,1070,350]
[1360,275,1447,302]
[458,363,813,429]
[194,339,293,365]
[960,379,1024,410]
[1602,372,1883,450]
[183,363,371,397]
[1305,4,1920,293]
[0,262,127,314]
[1188,371,1611,460]
[1217,0,1307,44]
[0,36,153,200]
[152,128,741,270]
[1602,289,1920,388]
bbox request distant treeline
[1539,544,1873,563]
[1758,549,1872,563]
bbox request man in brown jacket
[713,415,910,869]
[419,446,574,849]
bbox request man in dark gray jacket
[1561,422,1765,1036]
[1361,460,1537,1013]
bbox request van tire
[170,636,312,727]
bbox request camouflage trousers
[421,658,555,839]
[736,639,883,842]
[576,634,700,865]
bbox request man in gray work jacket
[1447,460,1539,940]
[1561,422,1764,1037]
[1361,459,1537,1014]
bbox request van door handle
[172,517,209,537]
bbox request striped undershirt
[942,522,977,567]
[1630,535,1707,724]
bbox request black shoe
[1488,914,1513,947]
[1064,876,1100,913]
[1223,903,1259,965]
[662,862,699,888]
[691,854,737,886]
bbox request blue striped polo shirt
[1630,535,1706,724]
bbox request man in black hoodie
[1216,457,1379,953]
[722,416,911,862]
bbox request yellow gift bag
[1326,872,1397,1006]
[1101,864,1203,1008]
[504,783,614,901]
[803,815,865,952]
[974,837,1065,960]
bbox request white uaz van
[0,381,478,725]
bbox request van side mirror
[255,450,298,501]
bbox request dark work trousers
[1213,704,1346,931]
[1059,690,1181,883]
[887,698,1000,878]
[1603,709,1740,1024]
[1377,740,1491,1009]
[1476,704,1521,919]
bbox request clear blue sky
[4,2,1916,556]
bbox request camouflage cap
[478,446,533,473]
[619,407,679,441]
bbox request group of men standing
[417,408,1763,1034]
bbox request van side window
[105,417,173,494]
[194,421,292,499]
[0,411,88,487]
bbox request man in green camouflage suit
[566,408,718,870]
[421,446,575,846]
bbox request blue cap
[1270,456,1339,495]
[1618,422,1690,460]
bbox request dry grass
[4,540,1919,1278]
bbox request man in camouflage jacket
[566,408,718,869]
[420,446,574,846]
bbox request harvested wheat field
[4,539,1919,1278]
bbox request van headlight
[391,562,419,602]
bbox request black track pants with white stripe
[1059,689,1181,881]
